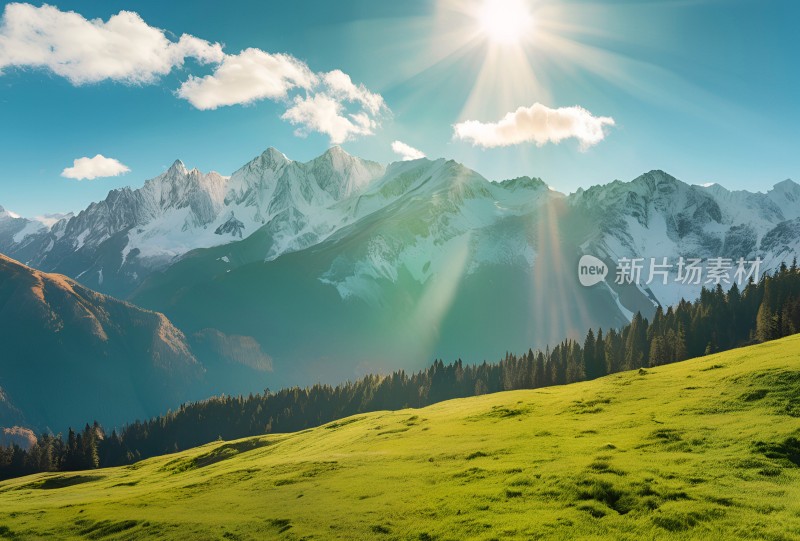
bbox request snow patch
[12,220,46,243]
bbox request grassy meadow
[1,335,800,540]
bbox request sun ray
[459,41,551,121]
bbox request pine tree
[625,313,648,369]
[649,336,667,366]
[756,302,774,342]
[595,329,607,379]
[583,329,597,379]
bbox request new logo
[578,255,608,287]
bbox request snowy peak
[167,159,188,176]
[772,178,799,191]
[767,179,800,221]
[260,146,292,163]
[322,145,347,159]
[577,169,719,216]
[498,176,548,192]
[138,161,229,226]
[381,156,439,180]
[251,147,292,171]
[305,146,385,199]
[627,170,692,200]
[225,146,385,230]
[0,205,21,220]
[634,169,679,184]
[225,148,292,209]
[371,158,484,197]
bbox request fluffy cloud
[61,155,130,180]
[182,60,388,144]
[0,3,388,144]
[454,103,615,150]
[0,3,223,85]
[323,70,385,115]
[176,49,318,110]
[391,140,426,161]
[281,94,371,145]
[280,71,388,144]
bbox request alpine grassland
[1,334,799,540]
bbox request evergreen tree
[583,329,597,379]
[756,302,774,342]
[595,329,607,379]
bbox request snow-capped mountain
[319,158,553,301]
[131,156,581,386]
[1,146,798,387]
[0,206,72,254]
[127,158,797,386]
[222,145,384,260]
[0,147,384,297]
[572,170,800,308]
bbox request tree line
[2,260,799,480]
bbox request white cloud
[176,48,317,110]
[282,93,376,145]
[61,155,130,180]
[279,70,388,144]
[182,61,388,144]
[391,140,426,161]
[0,3,388,144]
[323,70,385,115]
[454,103,615,150]
[0,3,223,85]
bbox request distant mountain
[0,206,72,260]
[130,160,800,387]
[132,158,594,385]
[570,170,800,308]
[0,254,204,433]
[1,148,798,389]
[0,148,384,298]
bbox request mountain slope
[572,170,800,308]
[131,159,628,386]
[131,162,799,388]
[0,254,203,432]
[1,334,798,540]
[3,149,799,389]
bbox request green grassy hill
[2,335,800,540]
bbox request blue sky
[0,0,798,217]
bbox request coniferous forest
[2,261,799,481]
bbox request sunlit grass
[1,335,800,539]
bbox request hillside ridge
[1,334,798,540]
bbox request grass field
[1,335,800,540]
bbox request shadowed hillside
[0,254,203,432]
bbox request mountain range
[1,147,798,389]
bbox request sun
[476,0,533,46]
